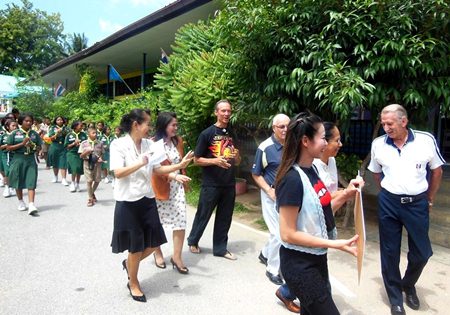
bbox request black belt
[382,189,427,204]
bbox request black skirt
[280,246,333,310]
[111,197,167,253]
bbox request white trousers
[260,189,281,275]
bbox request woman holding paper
[109,108,193,303]
[275,113,360,315]
[151,112,191,274]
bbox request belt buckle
[400,197,413,204]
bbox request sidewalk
[0,163,449,314]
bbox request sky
[2,0,175,46]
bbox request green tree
[0,0,66,76]
[65,32,88,55]
[155,0,449,131]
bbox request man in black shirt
[187,100,240,260]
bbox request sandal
[189,245,201,254]
[87,199,94,207]
[222,250,237,260]
[92,194,97,203]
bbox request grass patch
[254,218,268,230]
[234,201,250,213]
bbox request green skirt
[101,151,110,170]
[0,151,12,176]
[67,152,84,175]
[48,142,67,169]
[8,154,38,189]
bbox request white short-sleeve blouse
[110,134,165,202]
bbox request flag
[161,48,169,64]
[109,64,124,82]
[54,83,66,97]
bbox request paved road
[0,163,449,314]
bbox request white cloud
[98,18,124,34]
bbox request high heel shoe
[170,258,189,274]
[153,253,166,269]
[127,282,147,303]
[122,259,129,279]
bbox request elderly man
[252,114,290,284]
[252,114,300,313]
[187,99,240,260]
[368,104,444,315]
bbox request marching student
[78,127,104,207]
[0,119,18,198]
[65,121,87,192]
[6,113,42,215]
[48,116,70,185]
[100,126,112,183]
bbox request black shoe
[266,271,283,285]
[153,253,166,269]
[390,305,406,315]
[127,283,147,303]
[403,288,420,310]
[258,251,268,266]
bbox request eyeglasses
[274,125,287,129]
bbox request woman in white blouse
[110,108,193,303]
[313,122,364,201]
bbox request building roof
[41,0,220,90]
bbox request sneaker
[28,203,38,215]
[61,178,69,186]
[18,200,27,211]
[3,187,11,198]
[69,182,76,192]
[0,177,4,187]
[76,183,81,192]
[9,188,16,196]
[51,176,58,183]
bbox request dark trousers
[378,189,433,306]
[187,186,236,256]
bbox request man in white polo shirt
[368,104,444,315]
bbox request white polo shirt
[368,129,445,195]
[313,157,338,193]
[110,134,166,202]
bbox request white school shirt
[109,134,166,202]
[368,129,445,195]
[313,157,338,193]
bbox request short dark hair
[18,113,34,125]
[120,108,151,133]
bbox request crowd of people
[1,102,444,315]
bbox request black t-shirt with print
[276,166,335,232]
[194,125,238,187]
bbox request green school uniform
[48,125,69,169]
[64,131,87,175]
[7,128,42,189]
[0,131,12,174]
[99,134,111,170]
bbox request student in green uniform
[1,119,18,198]
[65,120,87,192]
[100,126,112,183]
[48,116,70,185]
[7,113,42,215]
[109,126,123,188]
[79,127,105,207]
[96,121,105,140]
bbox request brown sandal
[189,245,201,254]
[87,199,94,207]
